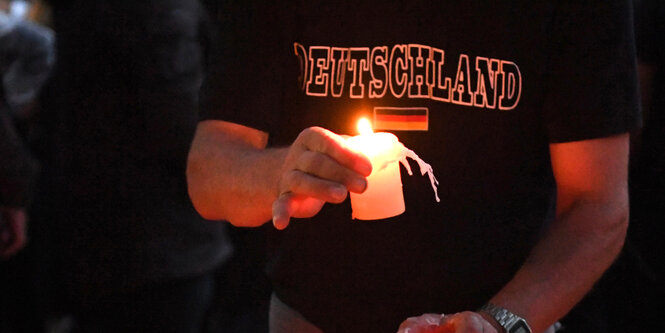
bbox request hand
[398,312,498,333]
[397,313,448,333]
[0,207,28,259]
[272,126,372,229]
[439,312,498,333]
[441,311,561,333]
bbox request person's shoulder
[0,11,17,37]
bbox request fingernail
[272,216,287,230]
[352,178,367,192]
[359,161,372,176]
[330,186,347,200]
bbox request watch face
[508,321,531,333]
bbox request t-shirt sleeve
[633,0,665,64]
[199,2,288,134]
[542,0,642,143]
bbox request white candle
[346,118,441,220]
[347,119,406,220]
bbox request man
[0,8,52,254]
[188,2,639,332]
[38,0,232,331]
[0,8,51,331]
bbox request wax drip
[371,143,440,203]
[399,148,440,202]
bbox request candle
[347,118,406,220]
[347,118,440,220]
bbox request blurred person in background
[0,105,39,333]
[0,97,38,333]
[0,3,53,331]
[32,0,233,331]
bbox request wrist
[479,303,532,333]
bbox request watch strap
[479,303,532,333]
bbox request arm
[485,133,630,332]
[402,133,629,333]
[0,207,27,259]
[186,120,371,228]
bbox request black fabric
[37,0,231,303]
[0,106,38,207]
[629,0,665,282]
[199,2,286,133]
[0,249,48,332]
[634,0,665,64]
[542,1,641,143]
[202,1,640,332]
[601,0,665,331]
[73,271,215,333]
[633,0,665,188]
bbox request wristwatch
[479,303,532,333]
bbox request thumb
[272,192,294,230]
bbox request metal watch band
[479,303,532,333]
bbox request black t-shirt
[629,0,665,289]
[634,0,665,187]
[202,1,640,331]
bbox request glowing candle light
[357,117,373,136]
[347,118,440,220]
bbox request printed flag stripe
[374,121,428,131]
[373,107,429,131]
[374,108,428,116]
[375,115,428,122]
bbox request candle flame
[357,118,373,135]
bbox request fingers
[439,312,497,333]
[397,316,419,333]
[272,192,326,230]
[398,314,445,333]
[0,234,22,258]
[272,193,294,230]
[0,209,27,259]
[290,127,370,196]
[297,127,372,177]
[8,212,27,247]
[283,168,350,202]
[273,127,373,229]
[295,151,367,194]
[398,311,500,333]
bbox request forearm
[188,120,372,228]
[187,121,285,227]
[489,198,628,332]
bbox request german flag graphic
[373,107,428,131]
